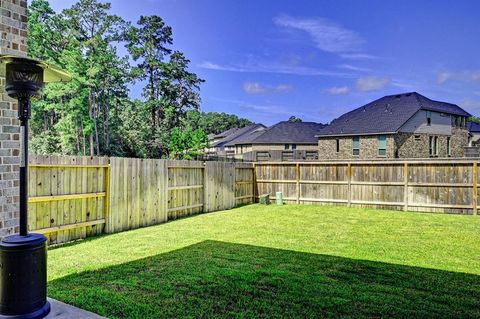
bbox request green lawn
[48,204,480,318]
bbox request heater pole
[18,97,30,236]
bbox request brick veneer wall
[318,135,396,160]
[318,128,469,160]
[0,0,27,236]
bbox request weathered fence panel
[28,155,109,244]
[204,161,236,212]
[107,157,167,233]
[28,156,480,245]
[167,160,205,220]
[27,156,254,244]
[235,163,255,206]
[254,160,480,215]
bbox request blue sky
[47,0,480,125]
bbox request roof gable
[317,92,470,137]
[252,121,326,144]
[211,124,266,147]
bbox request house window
[284,144,290,150]
[336,139,340,152]
[291,144,297,150]
[352,136,360,156]
[447,137,451,156]
[414,135,421,141]
[426,111,432,126]
[378,135,387,156]
[429,136,438,157]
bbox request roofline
[241,142,319,145]
[316,132,397,138]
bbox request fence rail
[27,156,255,244]
[254,161,479,215]
[26,156,480,245]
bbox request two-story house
[317,92,470,159]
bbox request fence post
[203,161,207,213]
[347,163,352,207]
[404,162,409,212]
[252,163,257,203]
[296,163,300,204]
[473,162,477,215]
[104,163,111,234]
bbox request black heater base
[0,234,50,319]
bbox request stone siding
[395,127,468,158]
[0,0,27,236]
[318,128,469,160]
[318,135,395,159]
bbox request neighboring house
[317,92,470,159]
[224,126,267,158]
[227,121,326,161]
[207,127,239,153]
[207,124,266,157]
[468,122,480,146]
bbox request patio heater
[0,55,71,319]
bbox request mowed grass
[48,205,480,318]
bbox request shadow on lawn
[48,240,480,319]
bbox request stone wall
[0,0,27,236]
[318,128,469,160]
[395,127,468,158]
[318,135,395,159]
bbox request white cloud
[437,72,451,84]
[243,82,267,94]
[356,76,390,91]
[323,86,350,95]
[274,84,294,92]
[273,15,364,53]
[243,82,293,94]
[198,60,353,77]
[472,72,480,81]
[337,64,371,72]
[197,61,246,72]
[339,53,379,60]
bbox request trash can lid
[0,233,47,249]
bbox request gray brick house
[0,0,28,236]
[206,124,266,157]
[317,92,470,159]
[227,121,326,161]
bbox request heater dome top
[0,55,72,83]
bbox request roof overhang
[316,132,397,138]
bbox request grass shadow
[49,240,480,319]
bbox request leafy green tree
[28,1,237,159]
[168,127,207,160]
[288,116,303,122]
[185,111,252,135]
[126,15,204,158]
[468,116,480,124]
[28,0,130,156]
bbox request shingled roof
[224,127,267,146]
[212,127,239,139]
[251,121,326,144]
[317,92,470,137]
[468,122,480,133]
[211,124,266,147]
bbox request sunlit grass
[48,204,480,318]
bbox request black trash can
[0,233,50,319]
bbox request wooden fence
[27,156,255,244]
[255,160,480,215]
[28,155,109,244]
[27,156,480,245]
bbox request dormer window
[426,111,432,126]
